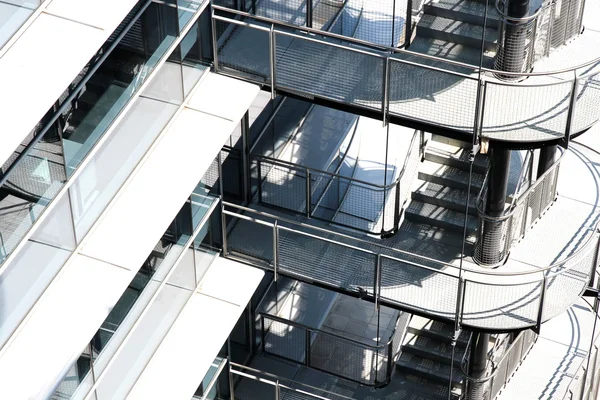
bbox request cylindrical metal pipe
[467,332,491,400]
[486,148,511,217]
[537,145,557,179]
[494,0,532,79]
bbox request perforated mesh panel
[275,33,385,112]
[388,59,478,132]
[481,80,572,141]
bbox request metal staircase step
[408,315,470,345]
[418,160,484,192]
[403,332,467,367]
[412,179,477,215]
[406,37,495,68]
[417,14,498,51]
[397,351,465,386]
[425,141,489,174]
[405,200,478,234]
[424,0,501,28]
[393,372,461,400]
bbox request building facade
[0,0,599,399]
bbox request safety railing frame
[221,201,600,332]
[259,312,395,387]
[474,149,563,267]
[253,128,420,236]
[211,5,600,145]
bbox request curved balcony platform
[213,2,600,146]
[224,134,600,332]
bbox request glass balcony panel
[0,0,41,50]
[178,0,206,29]
[62,1,180,176]
[0,127,66,260]
[69,93,179,242]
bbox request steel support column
[494,0,531,78]
[486,148,511,217]
[537,145,557,179]
[467,332,491,400]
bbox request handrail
[311,116,361,214]
[509,149,534,210]
[223,200,600,278]
[476,148,564,224]
[212,4,600,78]
[0,0,154,190]
[260,311,394,386]
[260,312,393,349]
[229,362,357,400]
[495,0,546,24]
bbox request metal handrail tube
[310,117,361,214]
[229,362,357,400]
[223,200,600,278]
[476,149,563,224]
[223,201,457,269]
[213,4,600,77]
[255,155,397,189]
[274,28,386,58]
[0,0,153,189]
[260,312,393,349]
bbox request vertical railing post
[261,315,266,353]
[241,112,250,204]
[382,55,390,127]
[405,0,413,48]
[454,278,466,329]
[221,201,228,256]
[273,220,279,281]
[375,254,382,312]
[305,329,311,367]
[564,70,580,146]
[306,0,313,28]
[269,24,276,99]
[211,3,219,72]
[252,0,256,14]
[536,272,547,332]
[275,380,281,400]
[257,159,263,204]
[306,169,311,218]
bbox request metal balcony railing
[211,5,600,144]
[230,362,356,400]
[221,201,599,331]
[259,312,402,386]
[474,150,563,267]
[462,328,538,399]
[254,130,422,236]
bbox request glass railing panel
[63,1,181,175]
[69,90,180,242]
[0,0,41,50]
[178,0,207,30]
[192,356,228,399]
[0,2,212,265]
[0,194,74,349]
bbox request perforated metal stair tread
[408,315,470,345]
[424,0,501,27]
[392,372,459,400]
[405,200,478,233]
[412,179,477,215]
[397,352,465,385]
[403,332,467,366]
[418,14,498,50]
[425,141,489,174]
[419,160,484,192]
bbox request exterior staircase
[410,0,501,67]
[395,315,471,399]
[404,135,489,243]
